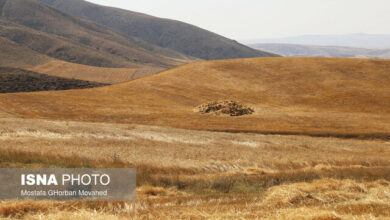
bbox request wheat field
[0,58,389,219]
[0,118,389,219]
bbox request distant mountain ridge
[249,43,390,59]
[37,0,278,60]
[244,33,390,49]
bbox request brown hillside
[0,36,164,84]
[29,60,165,84]
[0,58,389,137]
[0,33,164,83]
[37,0,279,60]
[0,36,51,68]
[0,0,193,68]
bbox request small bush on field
[197,100,254,116]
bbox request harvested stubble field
[0,57,389,219]
[0,118,389,219]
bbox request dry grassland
[0,118,389,219]
[1,178,389,219]
[29,60,166,84]
[0,118,389,173]
[0,58,389,138]
[0,58,389,219]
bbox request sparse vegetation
[197,100,254,116]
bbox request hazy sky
[86,0,390,40]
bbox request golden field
[1,58,389,137]
[0,57,389,219]
[0,118,389,219]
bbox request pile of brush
[197,100,254,116]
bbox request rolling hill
[0,0,193,69]
[0,36,52,68]
[0,19,168,83]
[1,58,389,219]
[0,0,278,85]
[0,57,389,137]
[0,35,163,84]
[36,0,278,60]
[249,43,390,59]
[1,1,389,218]
[0,67,107,93]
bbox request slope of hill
[249,43,390,59]
[28,60,165,84]
[0,0,192,69]
[246,33,390,49]
[0,33,162,84]
[0,67,107,93]
[0,57,389,137]
[37,0,279,60]
[0,36,52,68]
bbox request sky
[86,0,390,41]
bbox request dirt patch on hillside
[197,101,254,116]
